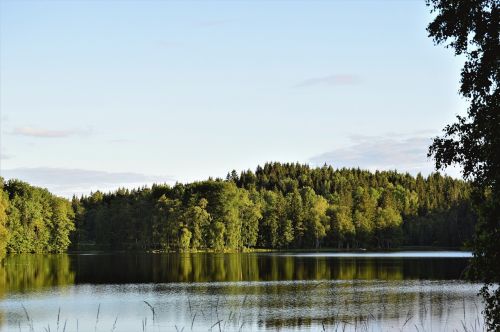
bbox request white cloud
[12,126,91,138]
[309,132,462,177]
[0,167,173,197]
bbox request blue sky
[0,1,466,197]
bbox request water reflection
[67,253,470,284]
[0,253,481,331]
[0,254,74,328]
[0,254,75,294]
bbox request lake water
[0,251,484,331]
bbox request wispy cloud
[1,167,173,197]
[309,132,461,177]
[294,74,359,88]
[12,126,91,138]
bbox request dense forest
[0,178,74,254]
[0,163,476,253]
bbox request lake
[0,251,484,331]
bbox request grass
[14,298,486,332]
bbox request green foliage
[425,1,499,328]
[49,197,75,252]
[240,190,261,248]
[211,221,226,251]
[181,198,211,250]
[0,181,10,254]
[0,164,476,254]
[71,163,475,252]
[0,178,75,253]
[301,187,329,248]
[328,205,355,249]
[375,207,402,248]
[178,227,192,251]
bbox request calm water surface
[0,251,483,331]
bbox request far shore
[52,245,472,255]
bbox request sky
[0,0,467,197]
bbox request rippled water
[0,252,484,331]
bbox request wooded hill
[0,163,475,253]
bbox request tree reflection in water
[68,253,469,283]
[0,253,482,331]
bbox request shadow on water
[0,252,482,331]
[68,252,471,284]
[0,254,75,328]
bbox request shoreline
[16,245,471,256]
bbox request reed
[14,301,486,332]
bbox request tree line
[71,163,474,251]
[0,163,475,253]
[0,178,74,254]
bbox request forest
[0,163,476,253]
[0,179,74,253]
